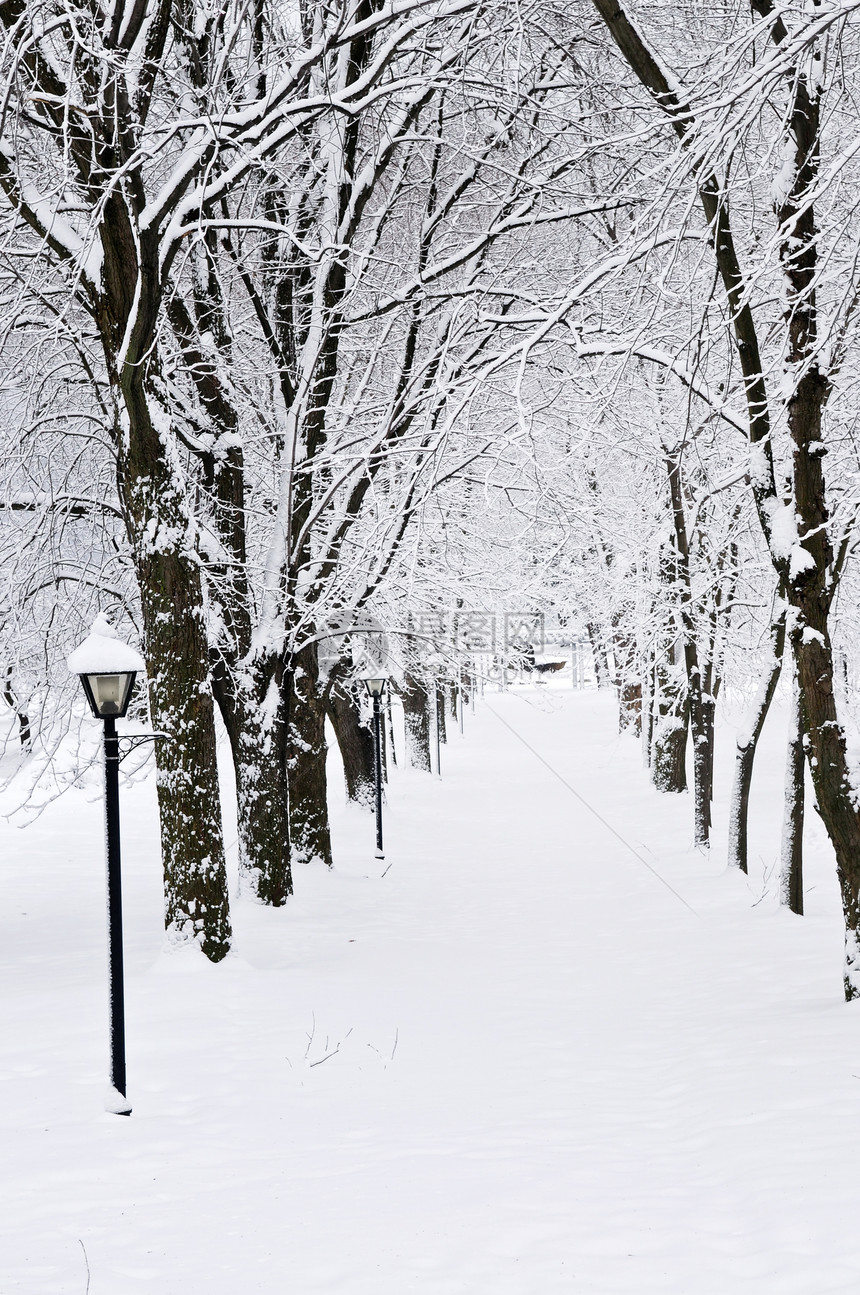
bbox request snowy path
[3,690,860,1292]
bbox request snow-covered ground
[2,686,860,1293]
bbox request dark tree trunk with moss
[16,64,241,960]
[77,72,235,957]
[287,642,333,867]
[213,657,292,906]
[728,605,786,873]
[123,398,232,960]
[104,199,233,958]
[327,684,375,808]
[652,698,689,794]
[171,264,293,909]
[236,701,292,902]
[402,675,432,771]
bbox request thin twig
[79,1240,90,1295]
[309,1044,341,1068]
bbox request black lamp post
[361,673,388,859]
[68,619,144,1116]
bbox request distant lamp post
[68,616,145,1116]
[361,673,389,859]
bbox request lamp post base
[105,1086,132,1116]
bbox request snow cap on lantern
[68,616,146,719]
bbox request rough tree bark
[664,449,712,848]
[402,674,432,771]
[169,289,292,907]
[652,690,689,794]
[780,664,805,915]
[108,224,233,958]
[327,683,375,808]
[217,669,292,906]
[121,392,232,959]
[587,623,612,689]
[614,630,642,735]
[0,0,249,957]
[287,642,333,867]
[651,541,688,794]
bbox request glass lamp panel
[86,671,135,718]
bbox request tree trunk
[3,667,31,750]
[619,677,643,735]
[774,57,860,985]
[437,686,448,742]
[168,271,293,907]
[211,659,293,906]
[790,612,860,990]
[235,695,292,904]
[652,701,689,794]
[615,631,642,735]
[780,666,804,915]
[98,171,234,959]
[402,675,432,771]
[587,622,612,688]
[664,450,712,848]
[728,605,786,873]
[642,656,656,768]
[125,450,232,961]
[287,642,333,868]
[652,640,688,794]
[772,32,860,988]
[589,0,860,993]
[327,684,375,808]
[690,692,714,849]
